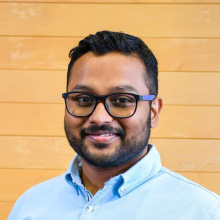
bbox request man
[9,31,220,219]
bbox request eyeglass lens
[66,93,137,117]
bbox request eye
[77,96,94,106]
[68,94,94,107]
[109,95,136,107]
[79,96,92,103]
[115,97,131,103]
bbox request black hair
[67,30,158,96]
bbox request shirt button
[86,206,94,212]
[120,186,125,193]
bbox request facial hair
[64,114,151,168]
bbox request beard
[64,114,151,168]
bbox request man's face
[64,52,158,167]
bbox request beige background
[1,0,220,219]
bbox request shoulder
[158,167,220,219]
[159,167,220,200]
[159,167,220,202]
[8,172,73,219]
[22,172,67,196]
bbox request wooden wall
[1,0,220,219]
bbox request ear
[151,97,163,128]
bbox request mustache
[80,125,125,140]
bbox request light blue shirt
[8,145,220,220]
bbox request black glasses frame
[62,92,155,119]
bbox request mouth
[85,132,119,142]
[81,125,125,144]
[83,127,122,143]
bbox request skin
[65,51,163,195]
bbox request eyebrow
[71,85,139,94]
[71,85,94,92]
[109,86,139,94]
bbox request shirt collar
[65,144,161,196]
[65,155,83,194]
[118,144,161,196]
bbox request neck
[80,148,148,195]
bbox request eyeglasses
[62,92,155,119]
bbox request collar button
[86,206,94,213]
[120,186,126,193]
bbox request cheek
[136,102,151,118]
[121,105,150,132]
[64,112,85,132]
[120,117,141,135]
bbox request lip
[86,133,119,143]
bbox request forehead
[68,52,149,94]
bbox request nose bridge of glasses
[89,100,113,123]
[93,94,108,102]
[93,95,110,114]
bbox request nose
[88,102,113,125]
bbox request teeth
[99,134,112,137]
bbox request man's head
[67,31,158,96]
[64,31,162,168]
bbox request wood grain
[137,0,220,3]
[0,103,220,138]
[1,0,136,3]
[0,136,220,172]
[2,0,220,3]
[154,105,220,139]
[0,70,66,103]
[0,4,220,37]
[1,37,220,71]
[0,136,74,169]
[1,70,220,105]
[0,201,14,220]
[0,103,65,136]
[152,139,220,172]
[158,72,220,105]
[1,1,220,216]
[0,169,219,202]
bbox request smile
[86,133,119,143]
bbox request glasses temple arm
[139,95,155,101]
